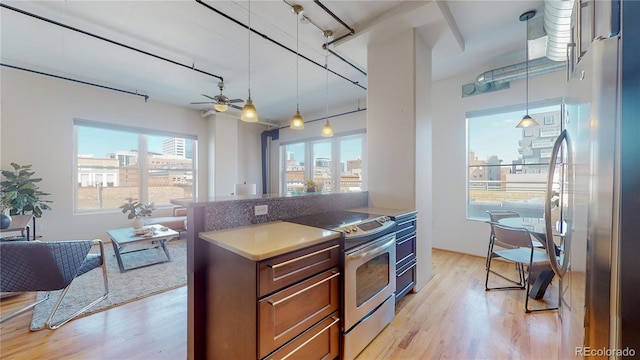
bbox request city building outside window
[74,120,197,212]
[466,102,562,220]
[281,132,365,193]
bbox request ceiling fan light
[516,114,539,128]
[321,120,333,137]
[240,97,258,122]
[290,110,304,129]
[214,102,228,112]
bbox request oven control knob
[351,226,358,232]
[343,227,351,234]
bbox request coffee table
[107,224,179,272]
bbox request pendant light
[290,5,305,130]
[516,10,540,128]
[321,31,333,137]
[240,0,258,122]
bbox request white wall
[431,69,566,257]
[0,68,261,240]
[367,28,416,210]
[209,113,266,196]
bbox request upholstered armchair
[0,239,109,329]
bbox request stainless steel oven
[285,210,396,360]
[343,231,396,360]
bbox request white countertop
[199,221,341,261]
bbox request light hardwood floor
[0,249,559,359]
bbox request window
[283,142,305,193]
[74,120,197,212]
[466,103,561,220]
[280,132,365,193]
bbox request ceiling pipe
[0,3,225,83]
[282,0,366,77]
[313,0,355,47]
[2,63,149,101]
[196,0,366,91]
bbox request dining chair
[484,210,520,270]
[0,239,109,329]
[485,223,557,313]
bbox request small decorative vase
[0,214,11,229]
[133,217,145,229]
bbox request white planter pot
[133,218,145,229]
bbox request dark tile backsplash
[202,192,368,231]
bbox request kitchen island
[200,221,342,359]
[173,191,368,359]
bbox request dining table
[496,216,563,300]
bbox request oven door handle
[346,236,395,260]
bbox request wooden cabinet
[394,213,417,302]
[205,239,341,360]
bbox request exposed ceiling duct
[475,56,565,88]
[544,0,574,61]
[467,2,572,96]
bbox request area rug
[30,239,186,331]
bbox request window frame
[465,100,562,221]
[73,119,198,214]
[279,130,366,193]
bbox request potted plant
[304,179,317,193]
[1,163,52,219]
[120,197,155,229]
[303,179,324,193]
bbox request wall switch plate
[254,205,268,216]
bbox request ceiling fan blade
[201,94,217,101]
[191,101,215,104]
[229,99,244,103]
[229,104,243,110]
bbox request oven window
[355,253,390,307]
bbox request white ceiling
[0,0,546,125]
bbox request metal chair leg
[0,292,50,323]
[44,240,109,329]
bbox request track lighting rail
[0,3,225,83]
[1,63,150,102]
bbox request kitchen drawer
[263,311,340,360]
[396,232,416,269]
[258,240,340,297]
[395,217,416,240]
[258,267,340,358]
[396,259,417,302]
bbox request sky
[468,104,560,163]
[77,127,178,157]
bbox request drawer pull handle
[274,316,340,360]
[268,244,339,270]
[267,271,340,306]
[397,259,417,277]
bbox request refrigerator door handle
[545,129,571,278]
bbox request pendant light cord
[325,36,329,121]
[296,11,299,111]
[247,0,251,99]
[525,18,529,115]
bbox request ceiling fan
[190,81,243,112]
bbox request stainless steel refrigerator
[544,1,639,358]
